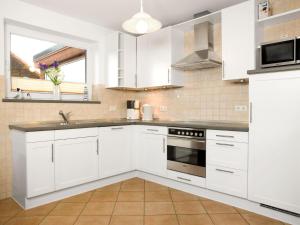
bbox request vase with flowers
[39,61,64,100]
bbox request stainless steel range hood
[172,21,221,71]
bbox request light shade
[122,0,162,34]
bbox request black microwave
[260,38,300,68]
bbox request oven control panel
[168,128,205,139]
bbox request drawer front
[167,170,206,188]
[140,126,168,135]
[207,140,248,170]
[206,165,247,198]
[55,128,98,140]
[26,131,55,143]
[207,130,248,143]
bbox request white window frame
[5,23,95,100]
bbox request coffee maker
[127,100,140,120]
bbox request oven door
[167,136,206,177]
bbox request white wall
[0,0,112,84]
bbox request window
[5,23,94,99]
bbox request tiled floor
[0,178,290,225]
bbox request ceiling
[20,0,246,31]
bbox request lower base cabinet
[27,141,55,198]
[206,165,247,198]
[138,132,167,177]
[54,137,99,190]
[99,126,132,178]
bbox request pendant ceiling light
[122,0,162,34]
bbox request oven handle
[167,136,206,150]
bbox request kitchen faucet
[59,110,71,125]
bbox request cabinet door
[139,133,167,177]
[249,73,300,214]
[222,1,255,80]
[99,126,132,178]
[27,141,55,197]
[54,137,99,190]
[137,28,171,88]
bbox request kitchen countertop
[9,119,249,132]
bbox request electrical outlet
[109,105,117,112]
[234,105,248,112]
[159,106,168,112]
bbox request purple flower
[52,61,59,68]
[39,63,48,71]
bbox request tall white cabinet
[137,27,184,88]
[106,32,137,88]
[221,0,255,80]
[249,71,300,214]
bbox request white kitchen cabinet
[106,32,137,88]
[249,71,300,214]
[221,0,255,80]
[54,137,99,190]
[138,128,167,177]
[206,130,248,198]
[99,126,132,178]
[27,141,55,198]
[137,26,184,88]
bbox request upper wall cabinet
[137,27,184,88]
[106,32,137,88]
[221,0,255,80]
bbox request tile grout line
[72,190,96,225]
[235,209,251,225]
[35,199,60,225]
[143,179,146,225]
[200,200,217,225]
[169,188,181,225]
[108,181,122,225]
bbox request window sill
[2,98,101,104]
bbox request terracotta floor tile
[81,202,115,216]
[234,207,253,214]
[170,191,199,201]
[74,216,111,225]
[49,203,85,216]
[16,202,58,217]
[145,182,169,192]
[145,202,175,215]
[241,213,285,225]
[0,199,22,217]
[62,192,93,203]
[110,215,143,225]
[90,192,118,202]
[96,183,121,192]
[145,191,172,202]
[201,200,237,214]
[0,216,10,225]
[145,215,178,225]
[5,216,44,225]
[177,215,214,225]
[210,213,249,225]
[123,178,145,185]
[113,202,144,215]
[173,201,206,214]
[40,216,77,225]
[117,192,144,202]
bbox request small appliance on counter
[127,100,140,120]
[141,104,153,121]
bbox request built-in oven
[167,127,206,178]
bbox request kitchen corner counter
[9,119,249,132]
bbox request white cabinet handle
[96,139,99,155]
[216,168,234,174]
[147,129,159,132]
[177,176,191,182]
[51,144,54,163]
[216,143,234,147]
[222,60,225,79]
[168,68,170,83]
[111,127,124,130]
[216,135,234,138]
[163,138,166,153]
